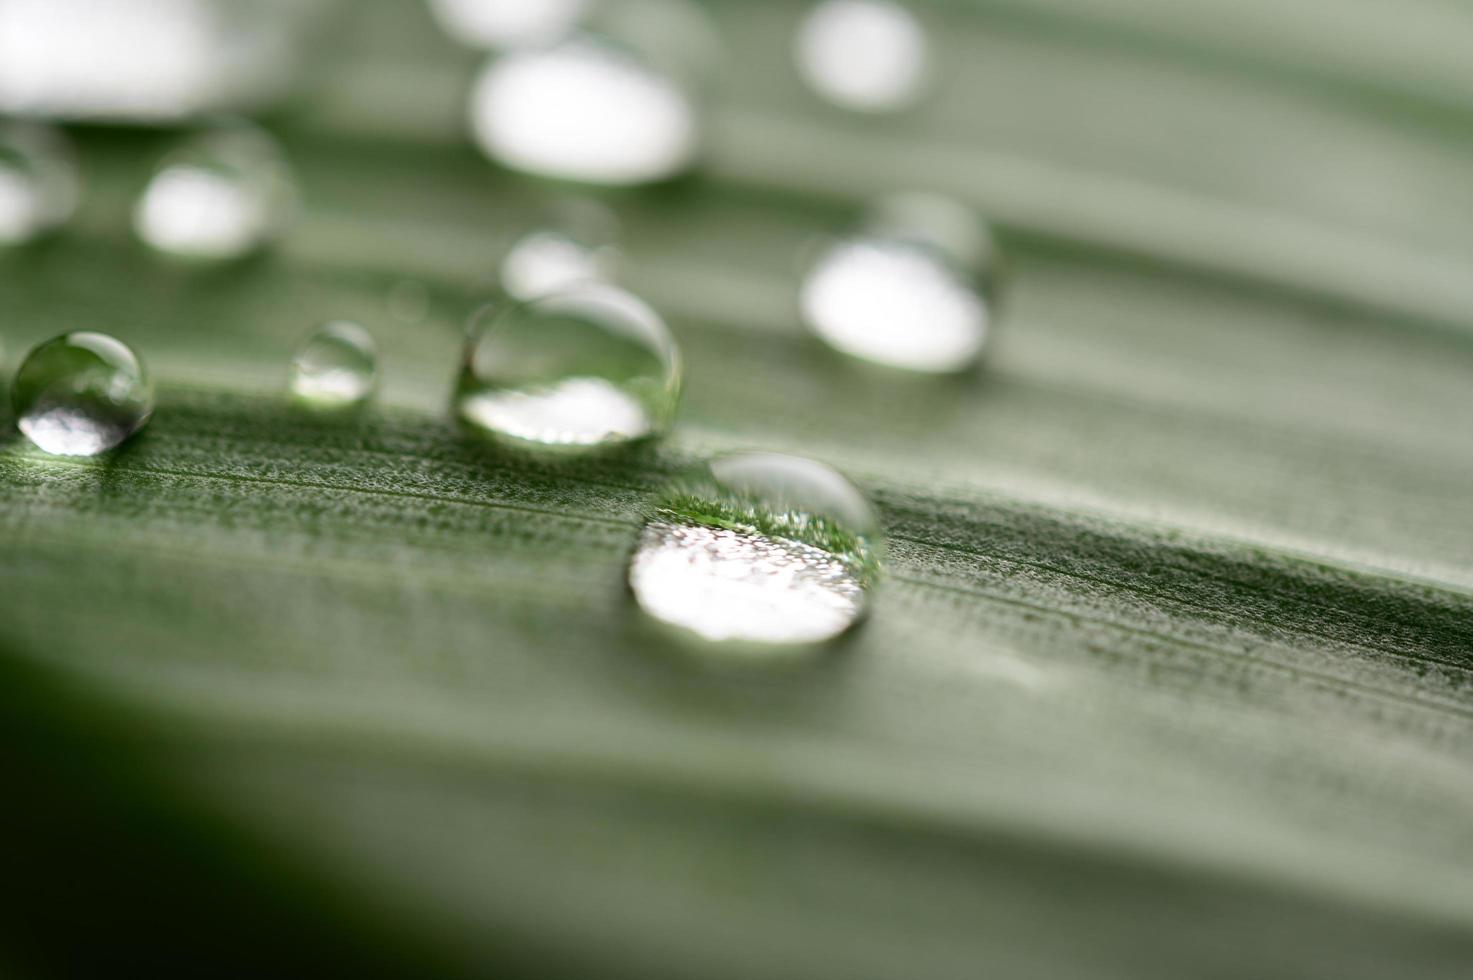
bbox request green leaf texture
[2,1,1473,977]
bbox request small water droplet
[289,321,378,408]
[133,121,295,261]
[629,452,883,649]
[0,0,302,121]
[428,0,589,49]
[0,121,78,245]
[456,283,681,450]
[800,192,995,372]
[795,0,928,113]
[501,200,620,301]
[467,1,711,185]
[13,331,153,456]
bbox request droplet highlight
[629,452,882,648]
[0,0,302,122]
[468,34,698,185]
[133,121,295,261]
[800,192,995,372]
[0,121,78,245]
[500,200,620,301]
[289,321,378,408]
[795,0,928,113]
[13,331,154,456]
[428,0,588,49]
[457,283,680,450]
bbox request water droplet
[467,1,711,185]
[428,0,588,49]
[800,192,995,372]
[133,121,296,261]
[0,121,78,245]
[500,200,620,301]
[0,0,302,121]
[13,331,153,456]
[629,452,882,648]
[289,321,378,408]
[795,0,928,113]
[457,283,680,450]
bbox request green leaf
[4,1,1473,977]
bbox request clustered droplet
[0,0,1001,651]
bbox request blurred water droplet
[629,452,882,648]
[801,192,995,372]
[468,2,706,186]
[795,0,927,113]
[428,0,588,49]
[290,321,377,408]
[457,283,680,449]
[0,121,78,244]
[501,200,620,300]
[133,121,296,261]
[13,331,153,456]
[0,0,304,121]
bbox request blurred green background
[2,1,1473,976]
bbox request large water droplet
[795,0,928,113]
[500,200,620,301]
[133,121,295,261]
[289,321,377,408]
[457,283,681,450]
[0,121,78,245]
[13,331,154,456]
[800,192,995,372]
[468,28,699,184]
[0,0,302,122]
[629,452,883,648]
[428,0,588,49]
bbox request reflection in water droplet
[13,331,153,456]
[0,0,300,121]
[795,0,927,113]
[428,0,588,49]
[801,192,994,372]
[629,452,882,648]
[133,121,295,261]
[457,283,680,449]
[0,121,78,244]
[289,321,377,408]
[468,35,698,185]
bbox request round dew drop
[13,332,154,456]
[133,121,296,261]
[457,283,681,451]
[289,321,378,408]
[795,0,929,113]
[0,121,79,245]
[629,452,884,651]
[500,199,621,301]
[800,192,997,373]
